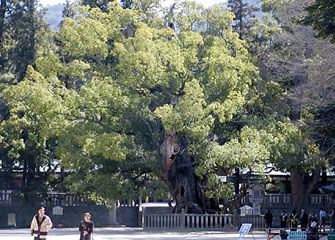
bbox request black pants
[80,235,92,240]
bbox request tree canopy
[303,0,335,43]
[0,0,334,211]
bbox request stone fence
[1,192,335,209]
[143,210,265,230]
[247,194,335,208]
[143,211,234,230]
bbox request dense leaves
[303,0,335,43]
[0,0,334,210]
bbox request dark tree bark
[161,129,219,213]
[290,168,320,210]
[290,170,306,209]
[0,0,7,70]
[0,0,6,44]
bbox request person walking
[30,206,53,240]
[79,212,94,240]
[290,209,298,231]
[280,210,288,228]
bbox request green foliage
[206,176,234,199]
[1,0,333,207]
[60,7,110,59]
[303,0,335,43]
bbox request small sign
[52,206,63,216]
[237,223,252,240]
[8,213,16,226]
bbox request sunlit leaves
[155,79,214,141]
[59,6,111,59]
[113,23,185,93]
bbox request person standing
[319,208,326,232]
[290,209,298,231]
[264,209,273,231]
[299,209,309,231]
[30,206,53,240]
[280,210,288,228]
[79,212,94,240]
[330,208,335,231]
[308,216,319,240]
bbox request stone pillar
[138,196,143,227]
[180,208,185,228]
[109,201,118,225]
[8,213,16,227]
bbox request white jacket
[30,214,53,239]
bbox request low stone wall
[116,206,139,227]
[0,205,139,228]
[0,205,36,228]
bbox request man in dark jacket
[264,209,273,230]
[79,212,94,240]
[299,209,308,231]
[280,210,288,228]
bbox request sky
[40,0,227,8]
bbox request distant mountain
[44,3,64,30]
[42,0,263,31]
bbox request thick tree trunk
[290,170,307,210]
[290,168,320,210]
[161,129,219,213]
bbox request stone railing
[261,194,335,208]
[238,215,265,229]
[1,191,335,209]
[0,191,99,206]
[143,210,234,230]
[262,194,292,207]
[46,192,98,206]
[0,191,13,205]
[143,211,266,230]
[309,194,335,207]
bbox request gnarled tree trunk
[161,129,219,213]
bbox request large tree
[4,0,332,212]
[303,0,335,43]
[260,0,335,208]
[0,0,62,203]
[9,1,265,212]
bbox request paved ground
[0,227,273,240]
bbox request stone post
[109,200,118,225]
[180,208,185,228]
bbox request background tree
[0,66,66,203]
[227,0,260,39]
[303,0,335,43]
[259,0,335,208]
[81,0,115,12]
[0,0,62,204]
[7,0,47,81]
